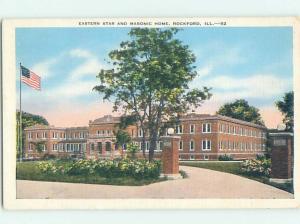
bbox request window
[176,125,183,134]
[156,141,162,151]
[189,140,195,151]
[29,143,32,151]
[233,126,236,135]
[79,132,84,138]
[36,133,39,139]
[190,124,195,134]
[219,124,222,132]
[42,132,47,139]
[218,141,223,151]
[202,139,211,151]
[138,129,143,137]
[42,144,46,151]
[262,144,266,151]
[202,123,211,133]
[221,124,226,133]
[190,155,195,160]
[28,132,32,139]
[146,141,149,151]
[179,140,183,151]
[52,132,58,139]
[204,155,209,160]
[52,144,58,151]
[97,142,102,153]
[241,128,244,136]
[179,155,183,160]
[228,141,231,151]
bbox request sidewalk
[17,166,293,199]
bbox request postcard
[2,17,300,209]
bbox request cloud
[67,48,106,80]
[70,58,103,80]
[69,48,93,58]
[31,58,58,79]
[204,74,291,99]
[197,64,213,78]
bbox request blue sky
[16,27,293,128]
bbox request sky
[15,27,293,128]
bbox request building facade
[24,113,267,160]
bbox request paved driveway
[17,166,293,199]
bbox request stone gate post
[161,135,182,180]
[269,132,294,184]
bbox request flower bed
[37,159,161,180]
[241,158,271,177]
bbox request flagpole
[19,63,22,162]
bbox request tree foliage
[16,111,49,158]
[94,28,211,160]
[217,99,265,125]
[275,91,294,131]
[115,129,132,148]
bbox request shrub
[37,159,161,180]
[241,158,271,177]
[126,143,140,159]
[218,154,234,161]
[256,154,266,160]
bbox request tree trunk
[148,130,158,161]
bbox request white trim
[189,140,195,151]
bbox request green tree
[33,141,46,153]
[275,91,294,131]
[16,111,49,158]
[94,28,211,161]
[217,99,265,125]
[115,129,132,149]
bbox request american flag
[21,65,41,90]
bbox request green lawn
[17,161,165,186]
[180,161,294,193]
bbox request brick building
[24,113,267,160]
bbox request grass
[17,161,164,186]
[180,161,294,194]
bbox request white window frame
[202,123,211,133]
[176,125,183,134]
[28,143,33,151]
[189,140,195,151]
[204,155,209,161]
[138,129,143,137]
[202,139,211,151]
[28,132,32,139]
[179,140,183,151]
[189,155,195,160]
[218,141,223,151]
[42,144,46,151]
[190,124,195,134]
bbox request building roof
[25,113,267,131]
[90,115,120,125]
[179,113,266,129]
[65,126,88,131]
[24,124,65,131]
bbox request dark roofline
[179,114,266,129]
